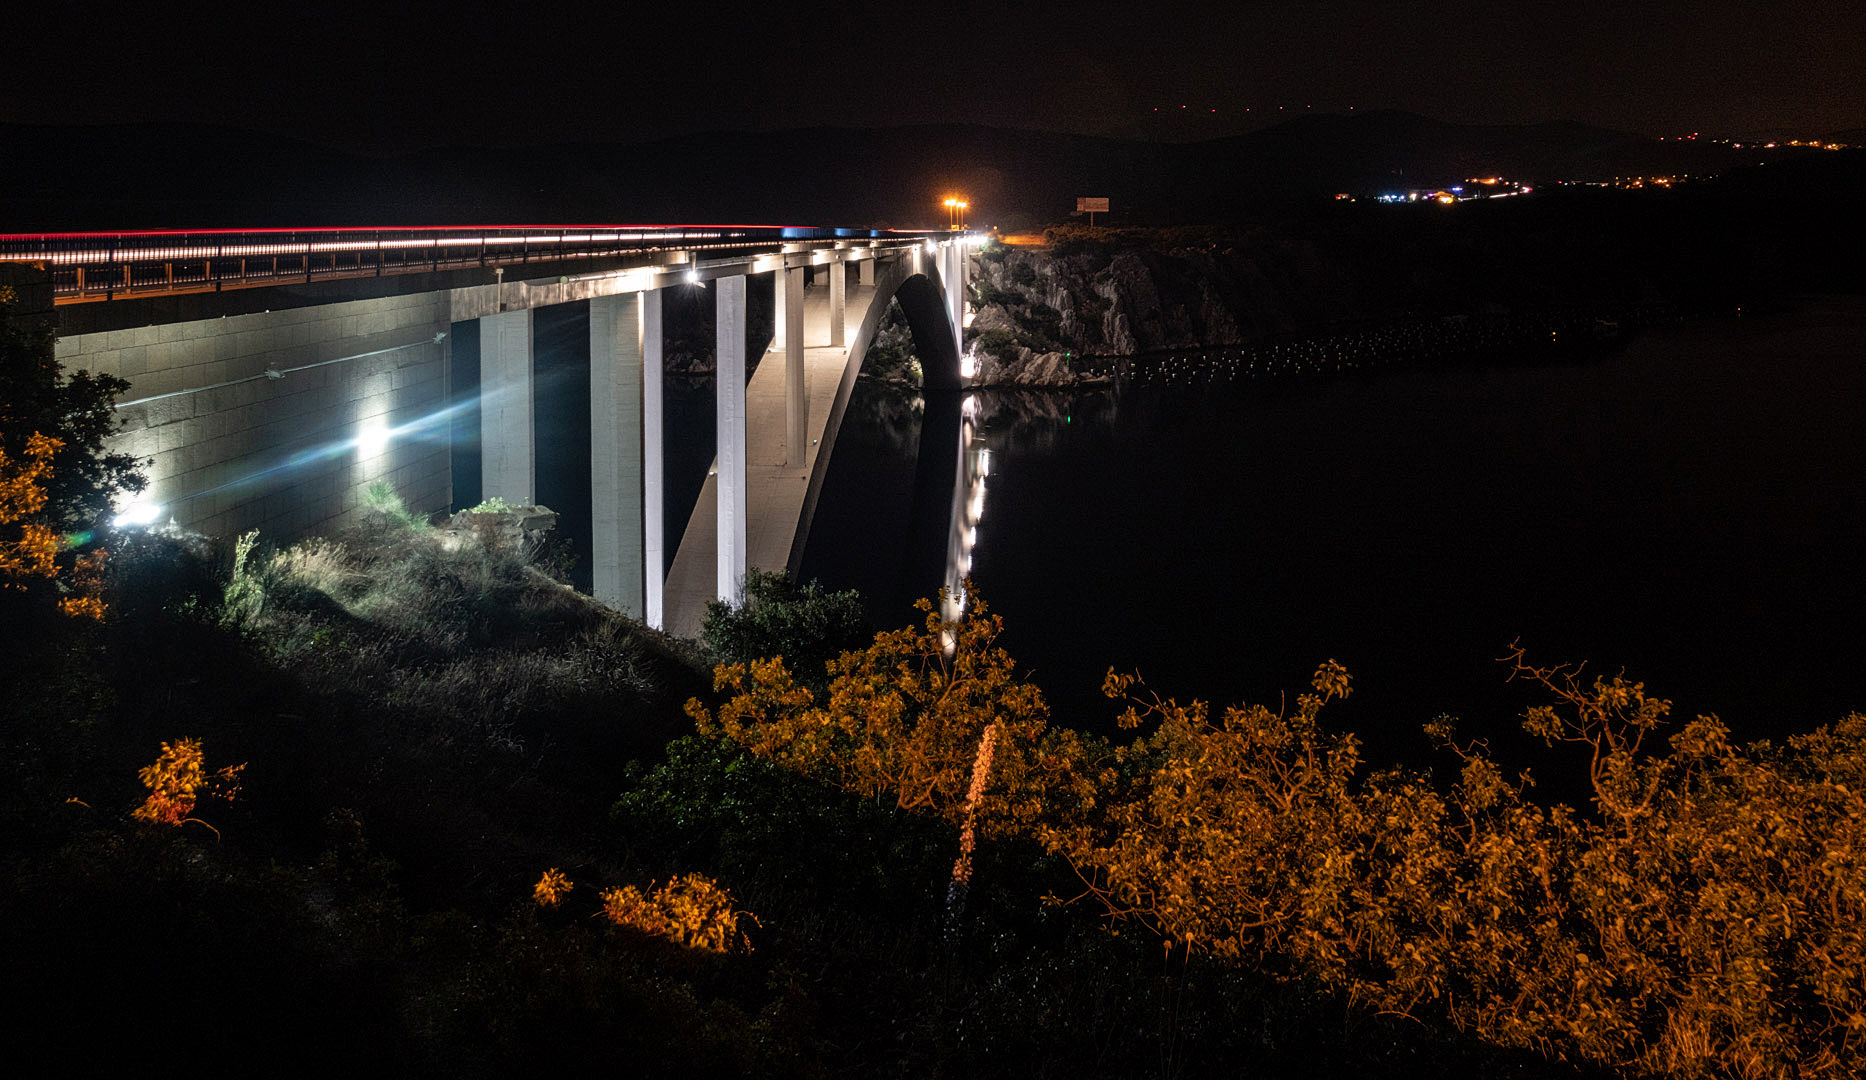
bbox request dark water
[799,296,1866,777]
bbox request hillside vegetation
[3,492,1861,1076]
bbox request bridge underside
[661,248,965,637]
[44,231,973,636]
[662,272,878,636]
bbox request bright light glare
[112,500,165,527]
[357,420,391,460]
[686,270,700,284]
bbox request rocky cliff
[962,232,1369,386]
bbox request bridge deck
[662,272,878,637]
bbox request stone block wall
[54,290,453,543]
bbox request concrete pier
[589,293,644,617]
[784,265,806,464]
[641,290,666,628]
[829,257,846,347]
[480,307,535,505]
[714,275,749,608]
[662,273,884,636]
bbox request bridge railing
[0,225,942,301]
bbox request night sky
[5,1,1860,150]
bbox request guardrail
[0,225,942,301]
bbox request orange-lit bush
[1052,659,1866,1078]
[1,431,62,588]
[533,868,573,908]
[697,595,1866,1079]
[58,547,108,619]
[598,873,753,954]
[688,589,1103,840]
[132,738,244,832]
[1,430,109,618]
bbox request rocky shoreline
[953,235,1651,388]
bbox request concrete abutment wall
[56,290,453,543]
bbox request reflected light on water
[940,394,992,650]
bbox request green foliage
[614,735,955,910]
[701,568,867,692]
[1014,301,1066,349]
[362,480,430,532]
[859,299,925,383]
[1041,223,1240,260]
[975,329,1021,367]
[464,495,515,514]
[1006,261,1038,288]
[972,278,1021,308]
[0,284,144,531]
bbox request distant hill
[0,113,1849,230]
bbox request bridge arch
[785,249,968,579]
[886,271,965,391]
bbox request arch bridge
[6,224,980,633]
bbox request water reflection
[938,395,992,646]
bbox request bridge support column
[770,261,786,352]
[642,289,665,629]
[946,241,966,361]
[716,275,748,607]
[828,257,845,347]
[590,293,644,618]
[859,251,874,286]
[784,265,806,464]
[480,307,535,505]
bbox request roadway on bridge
[662,269,880,636]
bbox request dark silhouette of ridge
[2,112,1858,230]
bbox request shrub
[362,480,430,532]
[132,737,244,832]
[1,432,61,589]
[975,329,1021,368]
[690,587,1102,839]
[1014,301,1065,348]
[701,568,867,692]
[533,868,573,908]
[972,279,1021,308]
[693,595,1866,1079]
[0,282,144,531]
[599,873,754,954]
